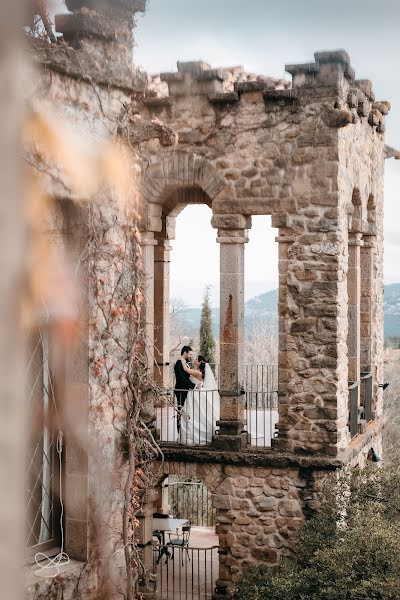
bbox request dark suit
[174,359,195,432]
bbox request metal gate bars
[152,545,219,600]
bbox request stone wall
[156,453,333,593]
[139,50,388,457]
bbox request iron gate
[153,545,219,599]
[167,480,216,527]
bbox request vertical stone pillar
[153,238,171,387]
[360,238,373,372]
[141,232,157,376]
[153,479,170,514]
[347,233,362,384]
[274,232,293,442]
[211,214,251,450]
[136,498,156,598]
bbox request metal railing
[244,364,278,446]
[25,329,61,554]
[161,364,279,447]
[245,390,279,447]
[360,371,373,422]
[152,545,218,599]
[156,389,220,445]
[348,381,359,438]
[167,481,216,528]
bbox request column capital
[141,232,158,247]
[217,233,249,244]
[211,213,252,231]
[348,232,364,246]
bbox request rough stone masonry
[25,0,394,597]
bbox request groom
[174,345,195,433]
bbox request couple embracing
[174,346,220,444]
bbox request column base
[213,430,247,451]
[216,419,244,435]
[137,569,157,599]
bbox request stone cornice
[159,445,342,470]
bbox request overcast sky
[52,0,400,307]
[132,0,400,307]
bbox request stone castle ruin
[25,0,395,597]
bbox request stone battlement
[147,60,290,99]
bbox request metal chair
[166,523,191,565]
[153,513,170,563]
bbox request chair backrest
[182,524,191,542]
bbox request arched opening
[154,196,221,446]
[142,151,283,450]
[150,466,223,599]
[348,188,363,438]
[244,215,279,446]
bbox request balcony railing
[348,381,359,438]
[360,371,373,422]
[244,365,278,447]
[348,372,374,439]
[155,389,219,446]
[157,364,278,447]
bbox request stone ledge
[209,92,239,104]
[160,71,184,83]
[25,559,98,599]
[263,89,298,102]
[285,62,318,75]
[159,444,342,470]
[143,96,173,108]
[234,80,268,93]
[340,419,383,464]
[55,13,116,40]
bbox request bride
[178,355,220,445]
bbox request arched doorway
[151,463,225,599]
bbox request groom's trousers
[174,389,188,433]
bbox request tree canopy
[199,286,216,365]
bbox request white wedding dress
[179,364,220,445]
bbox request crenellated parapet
[147,60,290,104]
[144,53,390,139]
[286,50,390,133]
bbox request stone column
[153,478,170,515]
[153,235,172,388]
[360,238,373,372]
[274,232,293,442]
[136,497,157,599]
[211,214,251,450]
[347,233,362,384]
[141,232,157,376]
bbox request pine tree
[199,286,216,366]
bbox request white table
[153,517,189,563]
[153,518,189,541]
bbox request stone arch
[155,459,226,493]
[141,150,227,217]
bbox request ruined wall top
[144,51,390,137]
[147,61,290,98]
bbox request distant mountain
[384,283,400,338]
[179,285,400,340]
[180,289,278,337]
